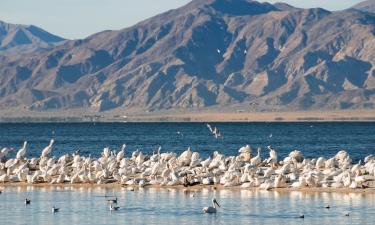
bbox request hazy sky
[0,0,365,39]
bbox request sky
[0,0,366,39]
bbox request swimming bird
[16,141,27,159]
[298,214,305,219]
[345,212,350,216]
[107,197,118,204]
[325,205,330,209]
[52,206,59,213]
[110,204,120,211]
[41,139,54,158]
[25,198,31,205]
[203,198,220,214]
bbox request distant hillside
[0,0,375,115]
[352,0,375,13]
[0,20,65,54]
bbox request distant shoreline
[1,183,375,195]
[0,109,375,123]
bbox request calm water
[0,122,374,161]
[0,186,374,225]
[1,122,375,224]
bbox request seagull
[213,127,221,139]
[110,204,120,211]
[203,198,220,214]
[177,131,183,137]
[52,206,59,213]
[25,198,31,205]
[244,49,247,55]
[217,49,221,54]
[206,124,221,138]
[207,124,213,133]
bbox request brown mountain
[1,0,375,115]
[0,20,65,55]
[353,0,375,13]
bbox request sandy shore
[1,182,375,195]
[1,109,375,122]
[128,109,375,122]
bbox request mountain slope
[1,0,375,114]
[0,20,65,54]
[352,0,375,13]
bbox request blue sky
[0,0,365,39]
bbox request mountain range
[1,0,375,115]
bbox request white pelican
[267,145,278,167]
[52,206,59,213]
[41,139,54,158]
[203,198,220,213]
[0,147,13,161]
[16,141,27,159]
[250,148,261,166]
[116,144,126,162]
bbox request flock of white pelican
[1,139,375,194]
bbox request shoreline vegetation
[0,109,375,123]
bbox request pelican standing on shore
[16,141,27,159]
[41,139,54,158]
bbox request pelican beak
[214,199,220,208]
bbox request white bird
[206,124,213,133]
[16,141,27,159]
[267,145,278,167]
[110,204,120,211]
[213,127,221,139]
[238,145,251,154]
[41,139,54,158]
[250,148,262,166]
[117,144,126,162]
[203,198,220,214]
[52,206,59,213]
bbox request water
[0,122,374,161]
[0,186,374,225]
[1,122,375,224]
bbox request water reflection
[0,187,374,225]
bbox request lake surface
[0,186,374,225]
[0,122,374,161]
[1,122,375,224]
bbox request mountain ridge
[0,0,375,115]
